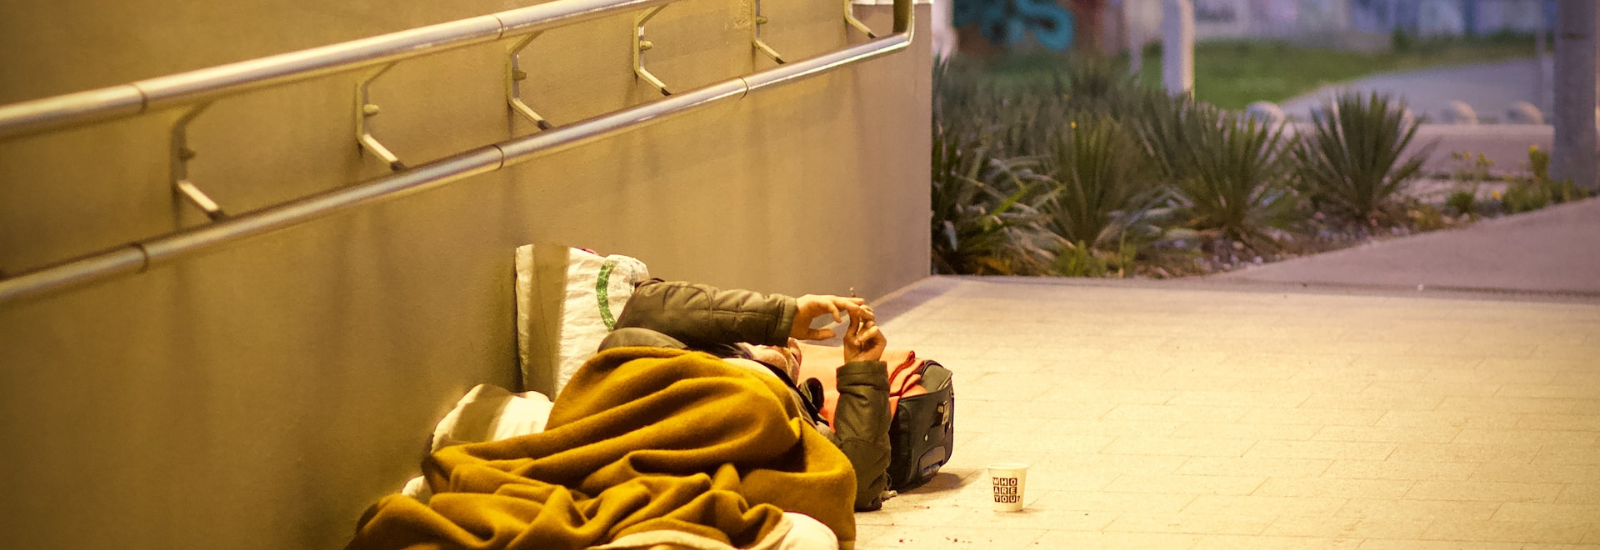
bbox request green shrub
[1052,238,1140,278]
[1499,180,1551,214]
[1053,240,1106,277]
[1136,97,1297,250]
[1293,92,1432,224]
[1444,189,1478,217]
[1061,55,1144,110]
[1406,202,1447,231]
[1498,145,1597,215]
[1392,27,1414,53]
[929,128,1059,275]
[1037,115,1165,250]
[1528,144,1550,181]
[1524,145,1595,205]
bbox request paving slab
[864,276,1600,550]
[1278,57,1558,177]
[1280,58,1546,124]
[1209,197,1600,297]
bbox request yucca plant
[929,127,1058,275]
[1037,115,1166,250]
[1522,144,1594,206]
[990,80,1073,159]
[1062,55,1131,103]
[1135,97,1297,250]
[1293,91,1432,224]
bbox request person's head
[740,338,803,380]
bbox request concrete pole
[1162,0,1193,97]
[1128,0,1142,77]
[931,0,957,59]
[1552,0,1598,190]
[1535,11,1548,113]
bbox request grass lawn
[978,33,1540,111]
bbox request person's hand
[843,310,887,363]
[791,294,869,341]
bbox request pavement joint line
[932,275,1600,306]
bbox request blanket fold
[348,347,856,550]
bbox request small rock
[1506,101,1544,124]
[1441,101,1478,124]
[1246,101,1286,126]
[1165,227,1201,240]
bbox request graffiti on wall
[1195,0,1242,23]
[952,0,1077,51]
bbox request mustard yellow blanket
[347,348,857,550]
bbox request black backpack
[885,360,954,491]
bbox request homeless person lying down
[347,280,892,550]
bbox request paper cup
[988,462,1028,512]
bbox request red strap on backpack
[796,343,928,425]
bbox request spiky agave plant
[930,127,1059,275]
[1062,54,1147,117]
[1293,91,1432,224]
[989,77,1073,159]
[1135,96,1297,251]
[1038,115,1166,251]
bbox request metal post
[1128,0,1142,77]
[170,104,228,222]
[633,6,672,96]
[1536,8,1549,113]
[1552,0,1598,190]
[1162,0,1193,97]
[355,63,407,171]
[846,0,878,39]
[752,0,786,64]
[507,33,555,131]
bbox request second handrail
[0,0,914,305]
[0,0,684,141]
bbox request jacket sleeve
[828,360,892,511]
[614,280,797,349]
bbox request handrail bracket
[845,0,878,38]
[507,33,554,131]
[752,0,786,64]
[170,103,228,222]
[633,7,672,96]
[356,63,407,171]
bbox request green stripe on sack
[596,257,620,331]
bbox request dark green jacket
[600,280,892,511]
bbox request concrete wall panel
[0,0,931,547]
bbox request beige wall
[0,0,931,546]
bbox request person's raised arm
[615,281,867,349]
[831,311,892,510]
[792,295,871,341]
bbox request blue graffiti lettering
[953,0,1076,51]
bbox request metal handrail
[0,0,684,141]
[0,0,913,304]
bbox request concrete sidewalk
[1211,197,1600,298]
[1280,58,1546,124]
[862,276,1600,549]
[1279,58,1555,177]
[851,55,1598,550]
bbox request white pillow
[429,384,554,452]
[516,245,650,396]
[401,384,555,502]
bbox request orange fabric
[795,345,927,425]
[347,348,857,550]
